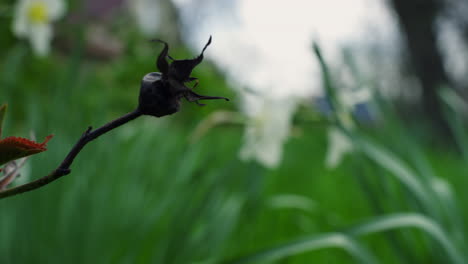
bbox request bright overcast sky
[174,0,399,98]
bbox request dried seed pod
[138,36,229,117]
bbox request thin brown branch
[0,108,142,199]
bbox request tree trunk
[389,0,451,136]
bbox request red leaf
[0,135,53,166]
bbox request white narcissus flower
[336,87,372,130]
[325,126,353,169]
[12,0,66,57]
[239,93,298,168]
[325,86,372,169]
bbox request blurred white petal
[325,127,353,169]
[30,23,52,56]
[239,94,298,168]
[129,0,161,36]
[11,0,66,57]
[339,87,372,108]
[45,0,66,20]
[12,0,29,37]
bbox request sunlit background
[1,0,468,263]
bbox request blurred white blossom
[325,86,372,169]
[12,0,66,56]
[336,86,372,129]
[325,126,353,169]
[129,0,161,36]
[170,0,392,169]
[239,93,298,168]
[337,87,372,110]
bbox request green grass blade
[357,134,465,245]
[226,233,378,264]
[227,212,463,264]
[312,42,340,116]
[355,135,434,214]
[266,194,316,213]
[348,213,465,264]
[439,87,468,161]
[430,176,466,247]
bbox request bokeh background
[1,0,468,263]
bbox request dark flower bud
[138,36,229,117]
[138,72,180,117]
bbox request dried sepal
[167,36,212,82]
[151,39,169,76]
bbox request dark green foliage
[1,23,467,264]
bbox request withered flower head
[138,36,229,117]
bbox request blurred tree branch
[389,0,455,135]
[444,0,468,44]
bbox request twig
[0,108,142,199]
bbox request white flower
[336,86,372,129]
[325,86,372,169]
[239,93,298,168]
[325,126,353,169]
[12,0,66,57]
[129,0,161,36]
[337,87,371,111]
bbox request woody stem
[0,108,143,199]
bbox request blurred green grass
[1,25,468,264]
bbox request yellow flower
[27,1,48,23]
